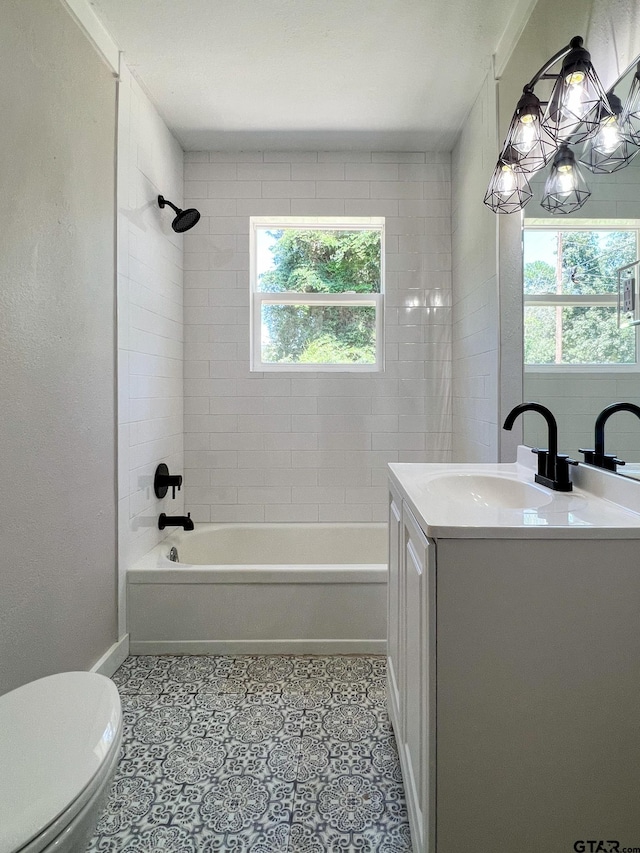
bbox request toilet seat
[0,672,122,853]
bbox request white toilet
[0,671,123,853]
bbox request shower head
[157,195,201,233]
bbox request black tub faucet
[158,513,194,531]
[503,402,578,491]
[579,402,640,472]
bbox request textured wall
[116,63,184,632]
[451,70,500,463]
[182,150,452,523]
[0,1,116,693]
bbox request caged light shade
[580,92,639,174]
[541,144,591,214]
[542,37,613,144]
[500,88,558,173]
[620,62,640,145]
[483,146,533,214]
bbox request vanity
[388,448,640,853]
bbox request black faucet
[503,402,578,491]
[579,402,640,472]
[158,512,194,531]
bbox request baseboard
[91,634,130,676]
[129,639,386,656]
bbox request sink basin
[427,473,554,509]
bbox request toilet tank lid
[0,672,121,853]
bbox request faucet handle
[579,449,623,471]
[531,447,549,478]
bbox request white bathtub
[128,523,388,655]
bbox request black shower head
[157,195,201,233]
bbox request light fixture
[483,146,533,214]
[620,61,640,144]
[542,37,612,143]
[486,36,613,214]
[540,144,591,214]
[580,91,639,174]
[498,88,558,173]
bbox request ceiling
[89,0,531,151]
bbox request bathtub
[128,523,388,655]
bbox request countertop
[388,446,640,539]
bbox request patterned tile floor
[88,655,412,853]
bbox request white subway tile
[317,468,371,487]
[291,163,345,180]
[209,151,264,162]
[237,486,291,504]
[317,433,372,450]
[237,414,292,433]
[237,163,291,181]
[184,450,238,468]
[236,198,292,215]
[238,450,291,468]
[262,181,315,198]
[292,486,345,504]
[263,469,318,487]
[263,433,319,450]
[264,151,318,162]
[265,504,319,522]
[210,505,266,522]
[318,504,372,522]
[318,151,372,162]
[208,433,265,451]
[291,199,346,215]
[208,180,261,198]
[316,181,370,198]
[185,163,238,181]
[184,414,238,433]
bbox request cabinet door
[387,480,403,733]
[402,502,435,853]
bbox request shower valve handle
[154,463,183,499]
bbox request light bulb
[596,116,621,154]
[565,70,585,86]
[514,116,537,152]
[498,164,517,194]
[558,168,576,192]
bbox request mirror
[522,56,640,480]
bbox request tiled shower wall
[182,151,453,523]
[117,63,184,632]
[451,70,500,463]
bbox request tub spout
[159,513,194,531]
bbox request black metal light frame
[485,36,614,215]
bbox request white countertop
[389,446,640,539]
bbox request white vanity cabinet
[388,483,435,853]
[388,464,640,853]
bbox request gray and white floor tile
[88,655,411,852]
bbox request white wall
[182,151,452,523]
[451,70,500,462]
[116,64,185,631]
[0,0,117,693]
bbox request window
[250,217,384,371]
[523,226,638,366]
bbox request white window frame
[523,224,639,371]
[250,216,385,372]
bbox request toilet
[0,671,122,853]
